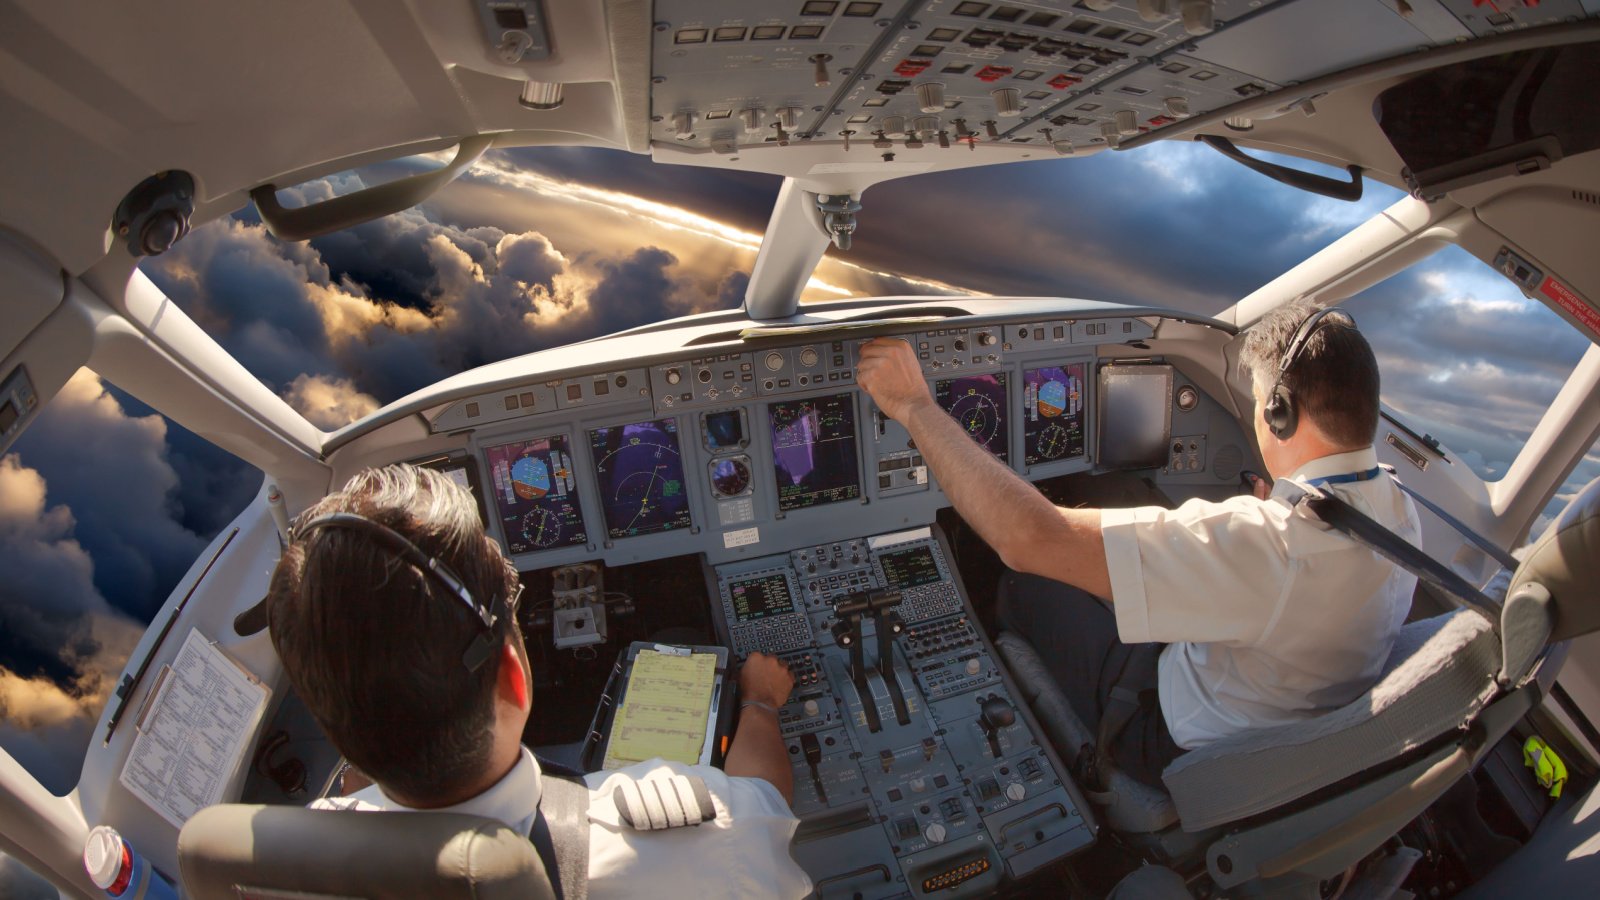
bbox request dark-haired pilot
[266,465,811,898]
[857,301,1419,786]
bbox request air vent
[1574,190,1600,207]
[1213,444,1243,482]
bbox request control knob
[764,351,785,372]
[803,699,820,718]
[925,823,947,844]
[664,368,682,386]
[1005,782,1027,802]
[964,658,981,676]
[799,347,819,367]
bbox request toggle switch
[810,53,832,87]
[672,111,695,141]
[777,107,803,131]
[992,88,1021,118]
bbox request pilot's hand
[857,338,935,423]
[739,652,795,709]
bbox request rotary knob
[965,658,981,676]
[803,699,820,717]
[664,368,682,385]
[799,347,819,367]
[925,823,947,844]
[765,351,785,372]
[1005,782,1027,802]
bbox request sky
[1,140,1598,892]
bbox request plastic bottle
[82,825,179,899]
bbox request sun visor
[1377,41,1600,201]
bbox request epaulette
[610,773,719,831]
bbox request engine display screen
[769,393,861,512]
[934,373,1009,462]
[878,546,943,590]
[1098,364,1174,470]
[589,418,693,540]
[728,573,796,623]
[484,435,588,554]
[1022,363,1087,466]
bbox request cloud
[0,451,143,795]
[282,374,380,430]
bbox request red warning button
[1541,276,1600,337]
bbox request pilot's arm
[857,338,1115,601]
[723,651,796,805]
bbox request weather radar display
[769,392,861,512]
[589,418,693,539]
[1023,363,1087,466]
[935,373,1009,462]
[485,436,588,554]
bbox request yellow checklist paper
[602,649,717,770]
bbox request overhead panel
[650,1,1600,163]
[649,0,1298,156]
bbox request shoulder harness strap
[1281,480,1501,629]
[530,774,591,900]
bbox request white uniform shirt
[314,746,812,899]
[1101,447,1420,749]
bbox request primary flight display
[485,435,588,554]
[1022,363,1087,466]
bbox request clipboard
[581,642,732,773]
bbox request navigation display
[879,546,942,590]
[728,573,796,623]
[1023,363,1087,466]
[935,373,1009,462]
[589,418,693,540]
[769,393,861,512]
[484,435,588,554]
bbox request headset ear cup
[1265,384,1297,439]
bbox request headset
[295,512,512,672]
[1260,306,1358,441]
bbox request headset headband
[296,512,509,672]
[1275,307,1356,386]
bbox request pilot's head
[1239,301,1380,476]
[267,464,531,807]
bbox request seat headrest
[178,804,554,900]
[1508,476,1600,645]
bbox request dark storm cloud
[6,373,211,622]
[496,147,783,236]
[842,142,1404,313]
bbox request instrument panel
[426,315,1243,569]
[707,527,1093,897]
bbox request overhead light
[520,80,563,110]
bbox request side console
[707,527,1094,898]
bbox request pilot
[265,464,812,898]
[857,302,1418,788]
